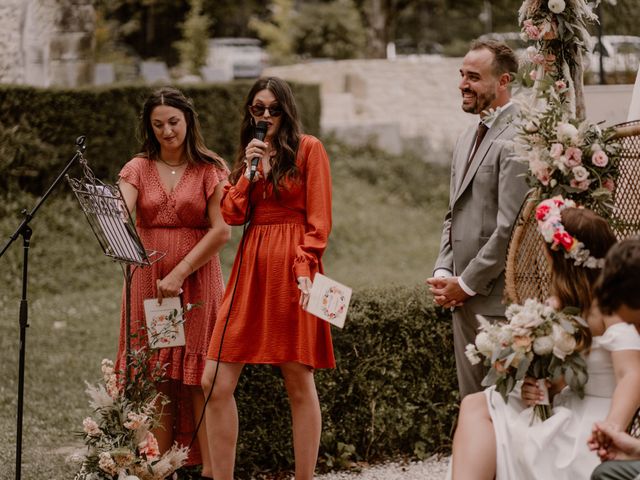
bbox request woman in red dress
[117,87,230,477]
[202,77,335,480]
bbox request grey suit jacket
[434,103,529,316]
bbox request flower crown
[535,196,605,269]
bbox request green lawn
[0,140,450,479]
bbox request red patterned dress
[116,156,227,463]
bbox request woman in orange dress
[117,87,230,477]
[201,76,334,480]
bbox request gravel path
[314,456,450,480]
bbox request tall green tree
[174,0,212,75]
[294,0,367,60]
[94,0,189,65]
[249,0,297,65]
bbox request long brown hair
[548,208,617,349]
[228,77,302,190]
[138,86,225,169]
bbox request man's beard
[462,89,496,115]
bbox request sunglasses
[248,104,283,117]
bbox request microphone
[249,121,269,180]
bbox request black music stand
[66,157,165,387]
[0,136,89,480]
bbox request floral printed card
[305,273,352,328]
[143,297,186,349]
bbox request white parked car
[586,35,640,75]
[204,37,268,81]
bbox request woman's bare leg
[280,362,321,480]
[201,360,244,480]
[190,385,212,478]
[452,392,496,480]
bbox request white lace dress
[485,322,640,479]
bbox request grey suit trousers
[452,306,503,398]
[591,460,640,480]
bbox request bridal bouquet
[465,298,589,421]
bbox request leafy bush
[231,285,458,478]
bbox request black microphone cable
[188,157,261,454]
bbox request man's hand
[588,421,640,461]
[426,276,471,308]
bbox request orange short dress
[207,135,335,369]
[116,156,228,463]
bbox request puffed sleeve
[118,157,143,189]
[203,162,229,200]
[220,174,254,225]
[293,136,332,279]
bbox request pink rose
[536,169,551,186]
[555,80,567,91]
[603,178,615,192]
[139,431,160,460]
[570,178,590,191]
[592,150,609,167]
[523,20,541,40]
[549,143,563,159]
[532,53,545,65]
[565,147,583,167]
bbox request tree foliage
[293,0,367,60]
[174,0,212,75]
[93,0,640,66]
[249,0,297,65]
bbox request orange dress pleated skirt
[207,135,335,368]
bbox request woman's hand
[244,138,271,180]
[297,276,312,310]
[521,377,550,407]
[156,264,189,303]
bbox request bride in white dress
[450,206,640,480]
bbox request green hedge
[0,82,320,194]
[232,285,458,478]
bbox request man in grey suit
[427,39,529,398]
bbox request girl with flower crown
[449,198,640,480]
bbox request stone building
[0,0,95,87]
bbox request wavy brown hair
[547,207,617,350]
[138,86,225,169]
[228,77,302,190]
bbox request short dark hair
[594,237,640,315]
[469,39,518,81]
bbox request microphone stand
[0,135,87,480]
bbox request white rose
[465,344,482,365]
[572,165,589,181]
[533,335,555,355]
[548,0,566,13]
[552,323,577,360]
[557,122,579,143]
[475,331,495,356]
